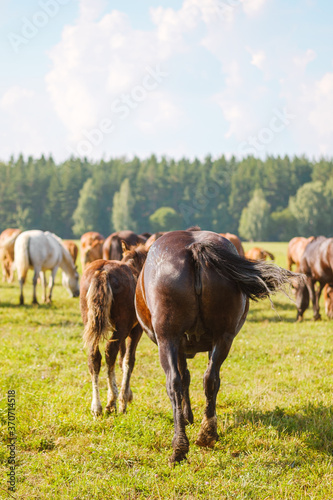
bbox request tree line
[0,154,332,241]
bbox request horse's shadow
[224,403,333,456]
[0,302,53,309]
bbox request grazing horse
[297,236,333,321]
[80,243,148,415]
[63,240,79,265]
[287,236,314,271]
[81,232,105,272]
[135,230,298,463]
[324,284,333,319]
[102,231,146,261]
[15,230,80,305]
[245,247,275,261]
[0,228,21,282]
[220,233,244,256]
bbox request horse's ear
[121,240,130,253]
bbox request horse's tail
[83,270,113,349]
[187,241,301,301]
[14,234,30,282]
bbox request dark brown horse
[135,229,298,463]
[102,231,146,261]
[80,243,147,415]
[296,236,333,321]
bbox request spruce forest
[1,154,332,241]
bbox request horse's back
[300,236,332,279]
[142,231,244,334]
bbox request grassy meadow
[1,241,333,499]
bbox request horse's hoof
[127,389,133,403]
[168,452,188,465]
[195,435,217,448]
[91,403,103,417]
[313,314,321,321]
[105,404,117,414]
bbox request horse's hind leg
[196,335,233,448]
[40,271,47,303]
[119,324,143,413]
[105,335,121,413]
[32,268,40,304]
[178,352,193,425]
[158,333,189,463]
[88,345,103,416]
[19,277,25,305]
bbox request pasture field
[1,242,333,499]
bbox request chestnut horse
[245,247,275,261]
[80,243,147,416]
[81,232,105,271]
[63,240,78,265]
[287,236,314,271]
[0,228,21,282]
[220,233,244,256]
[102,231,146,261]
[135,230,298,463]
[296,236,333,321]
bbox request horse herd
[1,227,332,463]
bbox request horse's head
[121,241,148,277]
[62,266,80,297]
[84,240,103,265]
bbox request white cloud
[247,47,266,70]
[79,0,107,21]
[0,86,34,110]
[293,48,316,70]
[45,5,186,145]
[241,0,268,15]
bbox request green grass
[1,242,333,499]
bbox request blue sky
[1,0,333,161]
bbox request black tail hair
[188,241,302,301]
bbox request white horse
[14,230,80,305]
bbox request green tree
[112,178,137,232]
[149,207,182,232]
[239,189,271,241]
[269,208,297,241]
[72,178,100,236]
[289,181,330,236]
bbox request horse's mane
[45,231,75,268]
